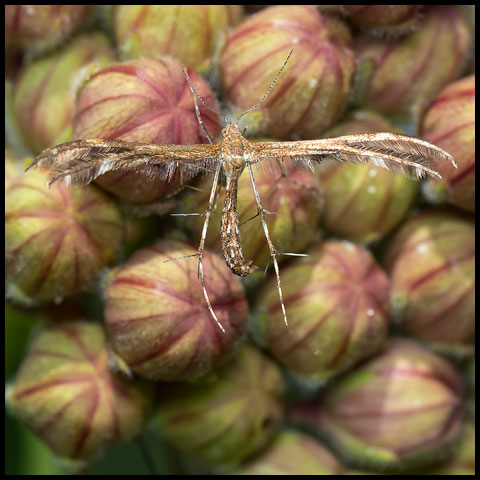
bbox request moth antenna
[183,68,229,126]
[191,92,213,144]
[246,162,288,327]
[237,49,294,123]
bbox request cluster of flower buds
[5,4,475,475]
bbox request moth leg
[245,162,288,327]
[197,163,225,333]
[239,210,279,227]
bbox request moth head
[222,124,242,138]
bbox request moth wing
[252,133,456,180]
[26,139,221,187]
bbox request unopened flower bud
[353,6,471,114]
[5,5,91,52]
[114,5,243,70]
[254,240,389,382]
[104,240,247,381]
[73,58,221,205]
[221,5,354,139]
[320,111,418,244]
[237,430,344,475]
[291,338,465,471]
[6,321,152,461]
[12,33,115,155]
[6,169,124,306]
[421,75,475,212]
[385,209,475,351]
[152,344,285,466]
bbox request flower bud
[291,338,465,471]
[104,240,247,381]
[385,210,475,351]
[73,58,221,205]
[353,6,471,114]
[320,111,418,244]
[12,33,115,155]
[237,430,344,475]
[181,159,322,269]
[220,5,354,139]
[5,5,91,52]
[152,344,284,466]
[421,75,475,212]
[6,321,152,461]
[341,5,425,37]
[254,240,389,382]
[5,169,124,306]
[114,5,243,70]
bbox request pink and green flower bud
[182,160,322,269]
[292,338,465,472]
[5,169,124,306]
[421,75,475,212]
[422,422,475,475]
[220,5,354,139]
[12,33,115,155]
[5,5,92,52]
[237,430,344,475]
[320,111,418,244]
[340,5,425,37]
[104,240,247,382]
[254,241,390,382]
[152,344,285,466]
[113,5,243,71]
[73,57,221,205]
[385,210,475,351]
[353,6,471,115]
[5,321,152,461]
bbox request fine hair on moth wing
[26,50,457,334]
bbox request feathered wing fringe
[253,133,456,181]
[26,139,220,187]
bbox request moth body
[219,124,258,277]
